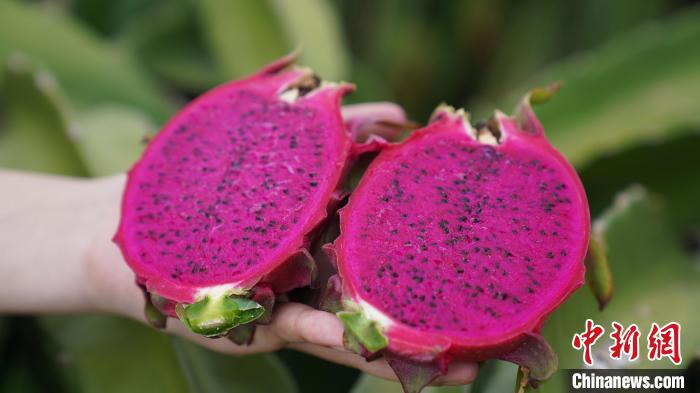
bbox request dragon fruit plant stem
[115,54,399,342]
[323,86,590,393]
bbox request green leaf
[581,132,700,229]
[533,186,700,392]
[0,363,48,393]
[568,0,669,49]
[40,315,189,393]
[41,314,297,393]
[71,104,153,176]
[171,338,297,393]
[71,0,163,37]
[120,0,221,91]
[197,0,348,81]
[337,311,388,353]
[196,0,288,79]
[478,0,668,110]
[350,373,465,393]
[510,7,700,166]
[584,235,614,311]
[0,0,175,122]
[141,43,220,92]
[478,0,566,108]
[0,55,87,175]
[277,349,359,393]
[268,0,349,80]
[176,295,264,337]
[356,1,451,118]
[0,317,69,393]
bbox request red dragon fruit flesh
[114,54,400,340]
[323,86,590,393]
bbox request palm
[77,100,479,385]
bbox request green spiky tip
[337,310,388,353]
[144,299,167,329]
[176,293,264,337]
[585,235,614,310]
[528,82,562,106]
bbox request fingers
[289,342,399,381]
[270,302,345,348]
[289,342,478,386]
[83,177,479,386]
[168,301,477,386]
[341,102,409,142]
[165,320,286,355]
[342,102,407,125]
[276,301,479,386]
[159,302,346,356]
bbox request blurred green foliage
[0,54,86,175]
[0,0,175,122]
[0,0,699,392]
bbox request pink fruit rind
[114,54,356,304]
[115,54,406,339]
[113,54,405,343]
[327,90,589,389]
[335,107,588,355]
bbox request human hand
[0,103,478,386]
[84,180,477,383]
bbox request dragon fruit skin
[114,54,397,338]
[325,89,589,392]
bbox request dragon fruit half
[114,55,400,341]
[323,87,590,392]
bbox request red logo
[572,319,605,366]
[647,322,682,365]
[609,322,640,361]
[572,320,682,366]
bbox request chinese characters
[572,320,682,366]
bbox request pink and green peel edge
[114,53,403,339]
[322,84,590,393]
